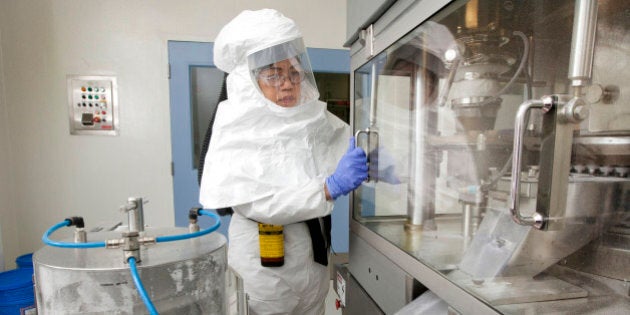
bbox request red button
[335,299,341,310]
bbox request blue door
[168,41,352,251]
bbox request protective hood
[213,9,301,74]
[199,9,349,208]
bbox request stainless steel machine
[342,0,629,313]
[33,198,230,314]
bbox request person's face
[256,59,303,107]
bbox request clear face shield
[248,38,319,108]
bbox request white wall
[0,0,347,268]
[0,26,13,271]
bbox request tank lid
[33,227,226,270]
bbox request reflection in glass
[191,66,225,169]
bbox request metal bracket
[360,24,375,59]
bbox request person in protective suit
[199,9,368,315]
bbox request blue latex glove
[326,137,368,200]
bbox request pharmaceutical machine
[341,0,629,313]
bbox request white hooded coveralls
[199,9,349,315]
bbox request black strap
[305,215,331,266]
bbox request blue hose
[42,220,106,248]
[127,209,220,314]
[42,210,220,248]
[128,257,158,315]
[41,210,220,314]
[155,209,221,243]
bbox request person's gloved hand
[326,137,368,200]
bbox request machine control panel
[67,75,118,135]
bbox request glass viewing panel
[352,0,629,313]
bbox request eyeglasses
[256,69,306,87]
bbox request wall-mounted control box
[67,75,119,135]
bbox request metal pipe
[462,203,472,240]
[126,197,145,233]
[74,228,87,243]
[369,63,378,126]
[407,63,437,229]
[437,58,459,107]
[568,0,598,88]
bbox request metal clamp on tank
[104,197,156,263]
[104,231,155,263]
[122,231,141,263]
[105,235,157,262]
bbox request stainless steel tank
[33,227,227,314]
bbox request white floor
[324,280,342,315]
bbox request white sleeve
[232,176,334,225]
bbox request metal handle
[509,98,553,229]
[354,129,368,140]
[354,62,380,182]
[355,129,378,182]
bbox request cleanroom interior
[2,0,629,314]
[0,0,348,270]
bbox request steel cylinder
[568,0,598,86]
